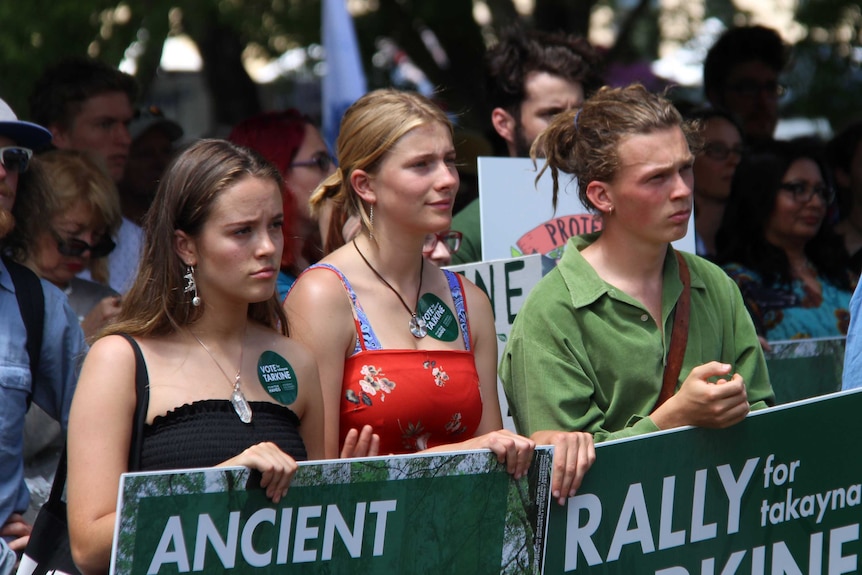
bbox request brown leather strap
[652,251,691,413]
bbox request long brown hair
[104,139,289,338]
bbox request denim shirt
[0,259,85,525]
[843,282,862,390]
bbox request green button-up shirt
[500,233,775,443]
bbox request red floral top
[306,263,483,454]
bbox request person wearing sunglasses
[29,57,141,296]
[716,139,853,342]
[688,108,746,259]
[229,110,336,301]
[0,98,86,572]
[7,148,122,340]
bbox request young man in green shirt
[500,85,775,444]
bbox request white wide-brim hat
[0,98,52,149]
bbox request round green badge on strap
[257,351,298,404]
[417,293,459,342]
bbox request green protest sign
[543,389,862,574]
[111,448,552,575]
[763,336,845,404]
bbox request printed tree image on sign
[111,448,553,575]
[762,336,845,404]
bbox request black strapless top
[140,399,308,471]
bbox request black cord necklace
[353,238,427,338]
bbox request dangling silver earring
[369,204,375,240]
[184,265,201,307]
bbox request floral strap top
[308,263,483,454]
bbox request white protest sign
[477,156,696,262]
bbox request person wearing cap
[0,98,86,573]
[117,105,183,227]
[29,56,141,294]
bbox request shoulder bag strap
[652,251,691,413]
[50,333,151,507]
[117,333,150,471]
[3,256,44,390]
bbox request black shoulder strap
[118,333,150,471]
[46,334,151,530]
[3,256,44,384]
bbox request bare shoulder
[75,334,138,405]
[286,264,350,310]
[249,324,317,374]
[85,334,137,369]
[457,273,493,314]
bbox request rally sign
[543,388,862,574]
[110,448,553,574]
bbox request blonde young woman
[285,89,593,506]
[66,140,324,575]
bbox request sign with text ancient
[542,388,862,574]
[110,448,553,575]
[477,157,696,263]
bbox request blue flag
[322,0,368,151]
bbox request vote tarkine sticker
[257,350,298,404]
[417,293,458,342]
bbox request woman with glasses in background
[423,230,462,267]
[688,108,745,260]
[229,110,336,300]
[716,139,854,341]
[9,149,122,340]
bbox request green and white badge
[416,293,458,342]
[257,351,298,404]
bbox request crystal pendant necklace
[190,328,253,423]
[353,239,427,338]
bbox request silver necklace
[190,328,252,423]
[353,239,427,338]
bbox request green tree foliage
[1,1,860,132]
[0,1,139,115]
[784,0,862,129]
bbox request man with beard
[0,98,85,573]
[451,26,602,265]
